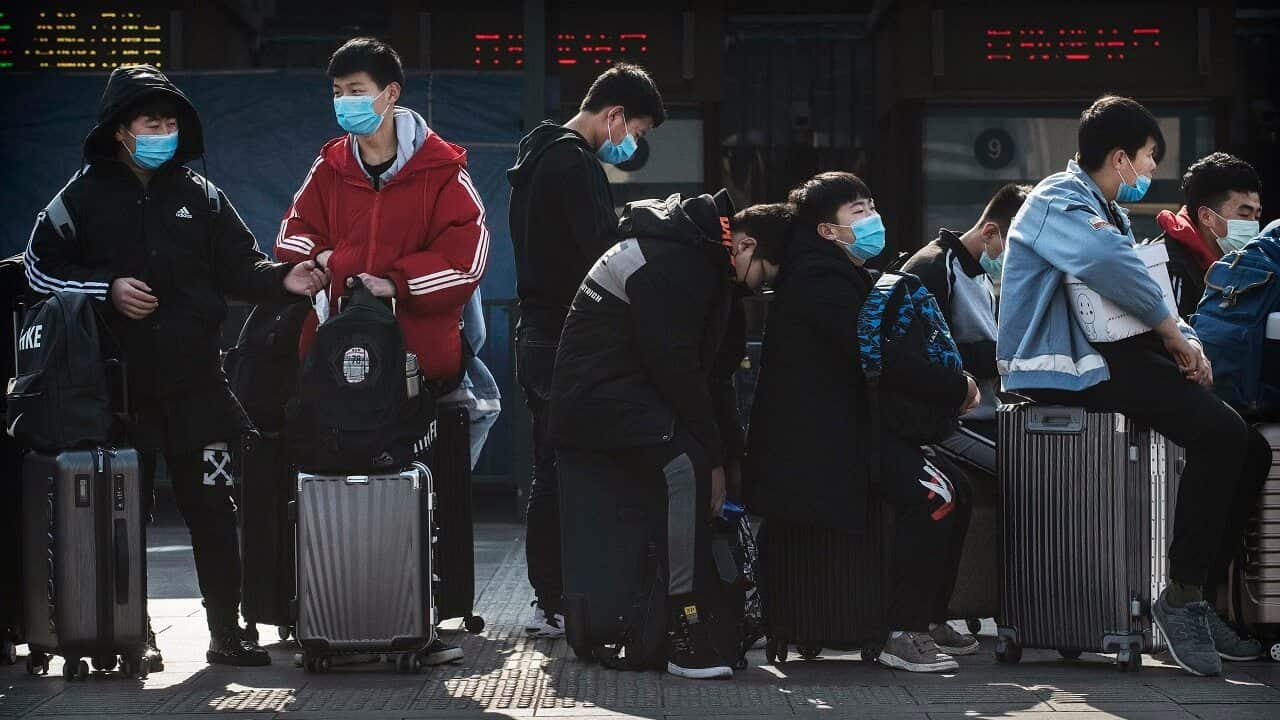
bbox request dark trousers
[142,444,242,632]
[517,326,562,611]
[877,436,971,632]
[1205,425,1270,607]
[1026,333,1260,589]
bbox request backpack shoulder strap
[856,272,907,383]
[190,172,222,215]
[44,165,90,242]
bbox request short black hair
[1182,152,1261,220]
[1076,95,1166,172]
[327,37,405,89]
[121,94,180,126]
[981,183,1033,234]
[732,203,795,263]
[579,63,666,127]
[787,172,872,226]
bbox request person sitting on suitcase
[23,65,329,667]
[550,190,743,680]
[996,95,1265,675]
[744,172,980,673]
[901,183,1031,476]
[274,37,487,667]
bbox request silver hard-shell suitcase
[21,447,148,679]
[294,462,436,674]
[995,404,1181,671]
[1231,424,1280,661]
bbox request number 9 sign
[974,128,1015,170]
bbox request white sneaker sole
[937,641,979,656]
[878,651,959,673]
[1219,650,1263,662]
[1151,609,1218,677]
[666,661,733,679]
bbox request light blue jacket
[996,160,1195,391]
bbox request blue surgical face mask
[979,249,1004,281]
[333,87,389,136]
[1116,155,1152,203]
[127,130,178,170]
[597,112,638,165]
[838,212,886,262]
[1208,209,1259,254]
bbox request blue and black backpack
[857,271,965,444]
[1191,228,1280,420]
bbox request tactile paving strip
[287,687,420,712]
[0,690,55,717]
[31,687,174,714]
[781,684,915,709]
[908,683,1046,705]
[155,686,296,713]
[1150,681,1280,704]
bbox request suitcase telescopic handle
[1026,406,1086,434]
[114,518,130,604]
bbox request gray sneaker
[930,622,979,655]
[878,632,959,673]
[1151,590,1222,676]
[1206,609,1262,661]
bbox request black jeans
[141,443,242,633]
[877,435,971,632]
[516,326,562,611]
[1026,333,1258,589]
[1205,425,1271,607]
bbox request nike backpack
[223,300,310,433]
[1192,228,1280,419]
[5,290,124,452]
[286,283,434,473]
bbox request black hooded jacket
[549,192,742,468]
[507,121,619,334]
[23,65,293,453]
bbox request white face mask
[1209,208,1260,254]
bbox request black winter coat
[23,65,293,453]
[549,192,742,468]
[744,230,968,532]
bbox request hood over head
[84,64,203,165]
[507,121,595,188]
[618,189,735,247]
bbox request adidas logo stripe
[175,206,192,219]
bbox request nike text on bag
[1191,230,1280,418]
[286,283,434,473]
[857,271,964,443]
[6,291,125,452]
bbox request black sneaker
[1151,589,1222,677]
[422,638,463,666]
[207,633,271,667]
[666,602,732,680]
[145,619,165,673]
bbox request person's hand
[1161,330,1200,378]
[355,273,397,298]
[1188,343,1214,387]
[315,249,333,269]
[710,466,727,517]
[284,260,328,297]
[110,277,158,320]
[961,374,981,414]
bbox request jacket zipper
[364,189,383,274]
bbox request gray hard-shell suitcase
[1232,423,1280,661]
[294,462,436,674]
[21,447,148,679]
[996,404,1181,671]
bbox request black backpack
[5,290,124,452]
[286,284,433,473]
[223,301,310,433]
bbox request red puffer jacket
[275,111,488,383]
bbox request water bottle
[1264,312,1280,398]
[405,352,421,399]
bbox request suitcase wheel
[995,638,1022,665]
[300,651,319,673]
[1116,646,1141,673]
[966,618,983,636]
[1059,648,1082,660]
[316,656,331,673]
[92,654,118,673]
[278,625,295,643]
[860,643,882,665]
[0,640,16,665]
[120,654,148,680]
[62,658,90,681]
[464,615,485,634]
[766,636,788,665]
[1269,641,1280,663]
[798,644,822,660]
[395,654,411,674]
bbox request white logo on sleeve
[175,206,193,219]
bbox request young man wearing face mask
[506,64,665,638]
[996,95,1266,675]
[275,38,487,666]
[901,183,1030,475]
[744,173,980,673]
[1145,152,1263,319]
[550,189,742,679]
[24,65,328,667]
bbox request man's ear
[387,81,402,104]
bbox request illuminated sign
[468,30,653,70]
[983,25,1164,64]
[2,7,166,71]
